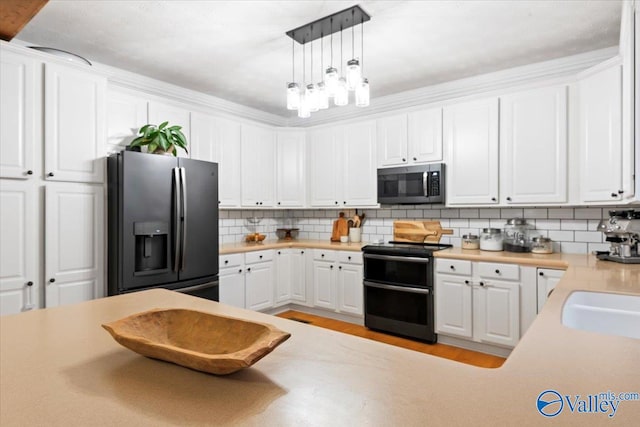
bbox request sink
[562,291,640,340]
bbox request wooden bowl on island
[102,308,291,375]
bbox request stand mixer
[596,210,640,264]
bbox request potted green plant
[128,122,188,156]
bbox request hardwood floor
[276,310,506,368]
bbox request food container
[461,234,479,250]
[531,237,553,254]
[480,228,503,251]
[503,218,534,252]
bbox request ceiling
[16,0,622,117]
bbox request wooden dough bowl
[102,308,291,375]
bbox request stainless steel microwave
[377,163,445,205]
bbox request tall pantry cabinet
[0,49,105,315]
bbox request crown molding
[287,46,619,127]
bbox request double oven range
[362,242,451,343]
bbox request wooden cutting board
[393,221,454,243]
[330,213,349,242]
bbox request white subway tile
[439,219,450,227]
[377,210,392,218]
[548,230,574,241]
[523,208,548,219]
[587,220,602,230]
[391,209,408,218]
[459,209,479,218]
[479,208,501,219]
[308,232,320,239]
[377,226,393,235]
[501,208,524,218]
[406,209,423,218]
[228,210,242,219]
[573,231,603,243]
[560,219,588,231]
[560,242,588,254]
[469,219,490,229]
[489,219,507,228]
[548,208,574,219]
[535,219,561,230]
[303,210,315,218]
[426,209,441,218]
[219,210,229,219]
[441,209,460,218]
[449,237,462,247]
[574,208,603,220]
[588,243,610,252]
[449,219,469,228]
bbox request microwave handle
[423,172,429,197]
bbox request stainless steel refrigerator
[107,150,219,300]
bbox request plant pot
[153,145,175,156]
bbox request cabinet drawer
[338,251,363,265]
[477,262,519,281]
[313,249,337,262]
[220,253,243,269]
[436,259,472,276]
[245,250,274,264]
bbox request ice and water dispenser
[134,221,170,274]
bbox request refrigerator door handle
[173,167,181,272]
[180,167,187,271]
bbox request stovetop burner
[362,241,453,257]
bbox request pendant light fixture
[285,5,371,117]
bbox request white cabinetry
[290,248,308,304]
[106,87,148,154]
[148,100,190,158]
[244,250,275,311]
[377,108,443,168]
[0,50,39,180]
[435,259,473,338]
[578,64,624,203]
[191,113,242,207]
[0,180,39,314]
[241,124,275,207]
[312,250,363,315]
[500,85,568,204]
[308,126,342,207]
[45,183,104,308]
[444,98,499,205]
[312,250,337,309]
[44,63,106,183]
[219,253,245,308]
[275,249,292,305]
[276,130,305,207]
[536,268,564,312]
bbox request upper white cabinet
[0,180,39,315]
[377,108,442,168]
[148,100,191,158]
[44,63,106,183]
[106,87,148,154]
[444,98,499,205]
[578,64,624,203]
[191,113,242,207]
[307,126,343,207]
[276,130,306,207]
[0,50,39,180]
[241,124,276,207]
[500,85,568,204]
[45,183,104,308]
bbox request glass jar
[461,234,479,250]
[480,228,503,251]
[503,218,534,252]
[531,237,553,254]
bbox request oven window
[365,285,429,325]
[364,257,428,287]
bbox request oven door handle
[364,280,431,295]
[363,253,430,263]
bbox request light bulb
[306,84,319,112]
[297,91,310,118]
[286,83,300,110]
[334,77,348,106]
[317,82,329,109]
[325,67,339,97]
[346,59,361,91]
[355,77,369,107]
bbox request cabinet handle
[259,202,263,205]
[330,265,334,269]
[491,197,496,202]
[256,202,259,205]
[335,201,338,205]
[26,170,33,175]
[495,269,500,274]
[343,201,346,205]
[49,278,55,283]
[224,260,229,264]
[277,251,281,255]
[611,192,618,198]
[301,251,304,254]
[247,267,251,272]
[277,202,281,205]
[618,190,624,194]
[506,197,512,202]
[339,266,342,270]
[26,281,33,287]
[238,269,242,273]
[402,158,406,162]
[348,256,351,260]
[48,172,54,177]
[218,201,221,204]
[259,255,263,259]
[539,271,544,277]
[464,280,470,285]
[449,265,455,270]
[413,157,417,161]
[479,281,485,287]
[321,254,325,258]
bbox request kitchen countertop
[2,257,640,425]
[220,239,366,254]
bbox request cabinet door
[308,127,341,207]
[0,180,39,314]
[435,274,473,338]
[276,130,306,207]
[44,63,106,183]
[219,268,245,308]
[148,100,191,158]
[500,86,567,203]
[290,249,307,303]
[245,262,274,311]
[0,51,39,179]
[241,124,276,207]
[579,65,623,202]
[343,120,377,207]
[536,268,564,312]
[313,261,336,309]
[474,280,520,348]
[275,249,291,305]
[191,113,241,207]
[45,183,104,308]
[444,98,499,205]
[337,263,363,315]
[106,88,148,155]
[377,114,408,167]
[408,107,443,163]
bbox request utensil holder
[349,227,361,243]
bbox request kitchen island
[2,255,640,426]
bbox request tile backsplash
[219,206,637,254]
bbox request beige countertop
[2,254,640,425]
[220,239,365,254]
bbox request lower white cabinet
[337,261,364,315]
[244,250,275,311]
[313,255,336,310]
[290,249,307,303]
[311,250,364,315]
[536,268,565,312]
[435,259,535,349]
[275,249,292,305]
[219,267,246,309]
